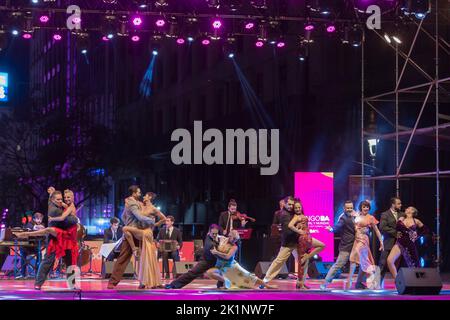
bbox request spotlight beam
[139,54,157,98]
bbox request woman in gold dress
[122,192,166,289]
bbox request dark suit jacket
[157,226,183,249]
[272,210,283,225]
[103,227,123,243]
[279,209,299,247]
[218,211,243,235]
[380,209,405,250]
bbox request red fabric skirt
[47,225,79,264]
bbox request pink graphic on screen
[294,172,334,262]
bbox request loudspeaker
[308,261,340,279]
[1,255,15,272]
[254,261,288,279]
[103,261,134,278]
[174,261,197,277]
[395,267,442,295]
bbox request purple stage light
[326,25,336,33]
[245,22,255,30]
[39,15,49,23]
[176,38,185,44]
[255,41,264,48]
[102,36,110,41]
[212,20,222,29]
[72,17,81,24]
[201,39,211,45]
[131,35,140,42]
[23,33,32,39]
[156,19,166,27]
[133,17,143,26]
[277,41,285,48]
[304,24,315,31]
[53,34,62,41]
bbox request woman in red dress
[288,199,325,289]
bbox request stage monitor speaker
[1,255,15,272]
[254,261,288,279]
[308,261,341,279]
[174,261,197,277]
[103,261,134,278]
[395,267,442,295]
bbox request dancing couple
[14,187,80,290]
[262,196,325,289]
[107,185,166,289]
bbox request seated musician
[103,217,123,261]
[157,216,182,279]
[16,212,46,279]
[218,199,247,236]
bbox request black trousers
[170,259,223,289]
[35,249,73,286]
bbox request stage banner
[294,172,334,262]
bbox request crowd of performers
[12,184,428,291]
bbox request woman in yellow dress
[122,192,166,289]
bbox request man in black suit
[165,224,223,289]
[218,199,247,236]
[157,215,182,279]
[379,197,404,286]
[103,217,123,261]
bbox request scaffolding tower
[361,1,449,271]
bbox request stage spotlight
[255,40,264,48]
[152,50,158,56]
[155,18,166,27]
[298,45,307,61]
[212,19,222,29]
[31,0,39,4]
[12,30,19,36]
[131,35,140,42]
[176,37,185,44]
[53,33,62,41]
[304,21,315,31]
[206,0,221,8]
[165,16,179,38]
[349,25,362,47]
[187,36,194,42]
[39,15,50,23]
[308,0,335,16]
[132,16,143,26]
[302,23,314,44]
[250,0,267,9]
[401,0,430,20]
[107,33,114,39]
[118,15,129,37]
[134,0,149,8]
[383,33,392,43]
[23,33,32,39]
[276,39,285,48]
[200,35,211,46]
[223,37,236,58]
[225,0,242,11]
[326,22,336,33]
[155,0,168,7]
[102,36,110,41]
[244,21,255,30]
[392,36,402,44]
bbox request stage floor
[0,276,449,300]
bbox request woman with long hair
[122,191,166,289]
[346,200,384,290]
[387,206,428,279]
[206,230,274,289]
[288,199,325,289]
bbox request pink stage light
[255,41,264,47]
[326,25,336,33]
[201,39,210,45]
[53,34,62,41]
[132,17,143,26]
[245,22,254,30]
[176,38,185,44]
[304,24,315,31]
[156,19,165,27]
[39,15,49,23]
[22,33,32,39]
[131,35,140,42]
[277,41,285,48]
[212,20,222,29]
[102,36,110,41]
[72,17,81,24]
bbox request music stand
[236,229,253,263]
